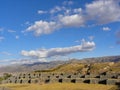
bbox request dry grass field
[0,83,116,90]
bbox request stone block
[85,75,90,78]
[62,78,71,83]
[90,78,100,84]
[31,79,39,83]
[76,78,84,83]
[106,79,118,85]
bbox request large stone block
[16,79,23,84]
[76,78,84,83]
[90,78,100,84]
[100,75,117,79]
[85,75,90,78]
[62,78,71,83]
[50,78,59,83]
[117,75,120,79]
[20,79,28,84]
[106,79,118,85]
[31,79,39,83]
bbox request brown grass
[0,83,115,90]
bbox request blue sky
[0,0,120,66]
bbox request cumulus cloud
[38,10,47,14]
[50,6,64,14]
[26,20,60,36]
[26,0,120,36]
[102,27,111,31]
[26,14,85,36]
[21,40,95,59]
[73,8,82,13]
[59,14,85,27]
[86,0,120,24]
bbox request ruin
[1,72,120,85]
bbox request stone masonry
[1,72,120,85]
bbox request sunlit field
[0,83,116,90]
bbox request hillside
[35,61,120,74]
[0,55,120,75]
[0,61,66,75]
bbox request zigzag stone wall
[2,72,120,85]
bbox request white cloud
[8,30,16,33]
[26,0,120,36]
[59,14,85,27]
[73,8,82,13]
[0,59,11,63]
[63,1,74,5]
[0,36,5,42]
[11,58,47,65]
[15,35,19,39]
[26,20,60,36]
[88,36,94,40]
[86,0,120,24]
[24,21,31,25]
[26,14,85,36]
[0,58,47,66]
[21,40,95,59]
[38,10,47,14]
[102,27,111,31]
[50,6,65,14]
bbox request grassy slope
[35,62,85,73]
[52,63,85,73]
[90,62,120,74]
[0,83,115,90]
[35,62,120,74]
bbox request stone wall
[1,72,120,85]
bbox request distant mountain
[0,55,120,75]
[0,60,66,75]
[80,55,120,63]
